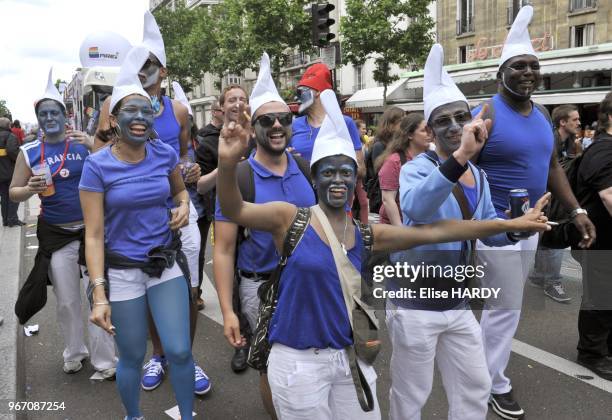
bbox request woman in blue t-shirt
[79,89,194,420]
[216,99,552,419]
[10,96,117,378]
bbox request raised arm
[373,193,551,252]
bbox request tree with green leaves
[209,0,313,85]
[153,3,214,92]
[0,99,11,119]
[341,0,435,105]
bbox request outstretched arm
[373,193,551,252]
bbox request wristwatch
[570,208,588,218]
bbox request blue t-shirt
[459,181,478,215]
[215,152,316,272]
[21,139,89,225]
[291,115,362,162]
[78,140,179,261]
[268,224,363,349]
[472,94,554,218]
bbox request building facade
[439,0,608,66]
[150,0,428,128]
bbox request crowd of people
[4,4,612,420]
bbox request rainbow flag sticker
[89,47,99,58]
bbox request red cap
[298,63,333,92]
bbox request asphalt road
[18,209,612,419]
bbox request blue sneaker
[194,364,211,395]
[141,355,166,391]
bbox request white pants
[386,303,491,420]
[49,241,117,370]
[238,275,261,332]
[180,201,201,288]
[477,234,538,394]
[268,343,381,420]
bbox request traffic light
[311,3,335,48]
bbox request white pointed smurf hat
[109,45,151,113]
[249,52,286,117]
[423,44,468,122]
[172,81,192,116]
[142,10,166,67]
[36,68,66,111]
[310,89,357,167]
[499,5,536,68]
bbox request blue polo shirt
[472,94,554,218]
[291,115,362,162]
[215,152,316,272]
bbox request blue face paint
[36,100,66,138]
[313,155,357,209]
[115,96,155,144]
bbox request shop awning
[531,90,610,105]
[345,79,405,110]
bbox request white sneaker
[97,367,116,380]
[63,360,83,374]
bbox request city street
[16,201,612,420]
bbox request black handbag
[247,207,311,371]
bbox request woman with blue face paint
[10,70,117,379]
[216,91,552,420]
[79,47,194,420]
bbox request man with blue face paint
[471,7,595,418]
[386,43,523,420]
[10,68,117,379]
[93,13,209,395]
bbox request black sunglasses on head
[253,112,293,128]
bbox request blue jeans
[529,245,564,287]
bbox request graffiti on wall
[467,33,554,62]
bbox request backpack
[365,145,406,214]
[235,153,312,242]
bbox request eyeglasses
[252,112,293,128]
[118,106,155,117]
[431,111,472,128]
[504,62,540,72]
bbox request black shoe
[489,390,525,419]
[231,346,249,373]
[577,357,612,381]
[7,220,25,227]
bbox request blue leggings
[111,277,194,419]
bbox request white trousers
[180,201,201,288]
[477,234,538,394]
[49,241,117,370]
[386,304,491,420]
[238,275,261,332]
[268,343,381,420]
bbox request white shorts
[180,201,201,288]
[108,263,184,302]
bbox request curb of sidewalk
[0,202,27,420]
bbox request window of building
[227,74,241,85]
[456,0,474,35]
[458,46,468,63]
[354,65,364,91]
[569,0,597,12]
[507,0,531,25]
[571,23,595,47]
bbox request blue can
[509,189,530,239]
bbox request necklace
[340,212,349,255]
[40,139,70,178]
[113,141,146,164]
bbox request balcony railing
[569,0,596,12]
[456,17,474,36]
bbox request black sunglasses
[432,111,472,128]
[253,112,293,128]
